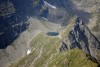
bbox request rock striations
[61,17,100,63]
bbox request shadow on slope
[45,0,91,23]
[0,0,47,49]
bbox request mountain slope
[9,33,99,67]
[9,17,100,67]
[61,17,100,63]
[0,0,48,49]
[0,17,61,67]
[0,0,100,67]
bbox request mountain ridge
[8,17,100,67]
[0,0,100,67]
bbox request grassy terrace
[9,17,99,67]
[30,33,61,67]
[47,49,98,67]
[9,32,61,67]
[9,51,38,67]
[9,32,99,67]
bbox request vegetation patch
[9,32,99,67]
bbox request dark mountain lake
[47,32,59,36]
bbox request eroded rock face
[61,17,100,63]
[68,18,90,52]
[59,41,68,52]
[1,0,99,49]
[0,0,100,67]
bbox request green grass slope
[9,33,61,67]
[47,49,98,67]
[9,32,99,67]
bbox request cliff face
[8,17,100,67]
[1,0,99,49]
[0,0,48,49]
[0,0,100,67]
[0,16,100,67]
[61,17,100,63]
[0,0,100,48]
[9,33,99,67]
[0,0,47,17]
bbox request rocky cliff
[0,0,49,49]
[0,0,100,67]
[8,17,100,67]
[61,17,100,63]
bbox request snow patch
[42,17,48,21]
[44,0,57,9]
[27,49,31,55]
